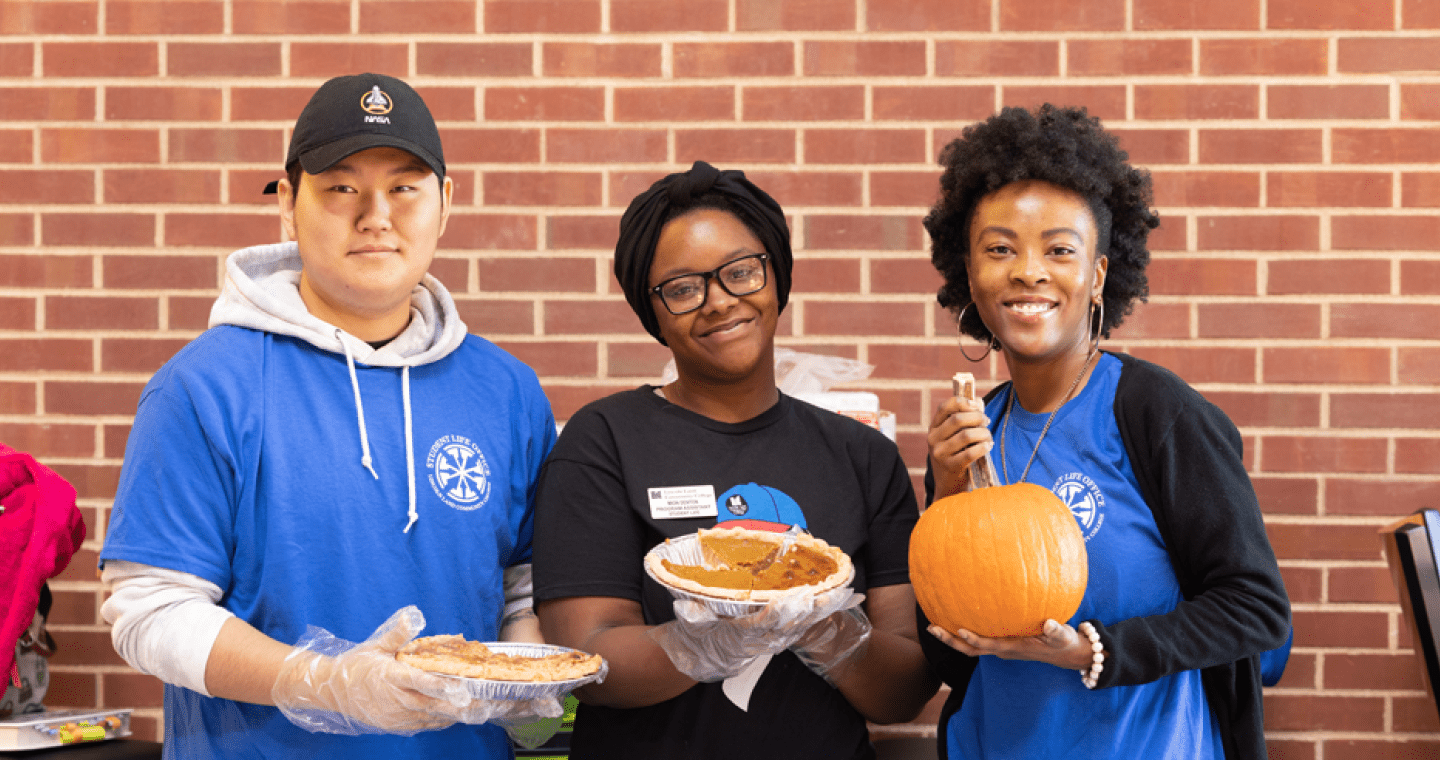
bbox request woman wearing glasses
[532,161,939,759]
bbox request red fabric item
[0,443,85,676]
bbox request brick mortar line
[1267,688,1434,698]
[1269,681,1431,695]
[9,76,1440,86]
[12,372,1440,389]
[0,372,185,382]
[3,337,1439,350]
[47,664,147,675]
[1263,734,1440,743]
[872,365,1440,377]
[1290,604,1408,613]
[0,411,151,420]
[8,121,1440,132]
[1268,514,1439,524]
[8,152,1440,166]
[13,204,1440,217]
[1278,558,1397,566]
[12,30,1440,41]
[11,166,1440,177]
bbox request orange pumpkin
[910,482,1088,639]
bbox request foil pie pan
[644,533,855,618]
[434,642,608,700]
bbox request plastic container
[0,709,132,751]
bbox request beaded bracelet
[1078,621,1105,689]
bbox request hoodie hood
[210,241,468,367]
[209,242,470,533]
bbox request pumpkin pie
[397,635,603,682]
[647,525,852,602]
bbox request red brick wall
[4,1,1439,756]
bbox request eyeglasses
[650,253,769,316]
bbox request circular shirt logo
[361,86,393,115]
[1053,472,1105,542]
[426,435,491,511]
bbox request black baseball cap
[263,73,445,194]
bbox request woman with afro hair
[918,104,1290,760]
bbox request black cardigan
[917,351,1291,760]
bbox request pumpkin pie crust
[647,525,852,602]
[397,635,603,682]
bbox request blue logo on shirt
[1053,472,1104,542]
[426,434,492,511]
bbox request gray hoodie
[209,241,469,532]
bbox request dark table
[0,740,162,759]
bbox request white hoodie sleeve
[501,562,535,628]
[100,560,235,697]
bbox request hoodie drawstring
[402,366,418,534]
[340,331,420,534]
[341,333,380,481]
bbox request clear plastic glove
[497,711,563,750]
[490,699,566,749]
[491,667,604,749]
[649,586,861,682]
[791,603,872,684]
[272,606,567,737]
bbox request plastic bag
[649,586,865,683]
[660,348,873,394]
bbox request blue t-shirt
[946,353,1222,760]
[101,326,555,760]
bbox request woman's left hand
[926,619,1094,671]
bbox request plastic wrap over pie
[645,525,854,604]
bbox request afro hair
[924,104,1159,343]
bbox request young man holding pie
[98,73,559,759]
[533,161,941,759]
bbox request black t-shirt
[533,387,918,760]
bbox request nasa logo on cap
[360,85,393,116]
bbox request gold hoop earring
[1089,298,1104,357]
[956,302,998,363]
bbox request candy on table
[54,720,109,744]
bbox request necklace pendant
[1000,351,1097,486]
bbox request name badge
[647,485,717,520]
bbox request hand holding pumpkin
[910,482,1090,675]
[926,619,1096,670]
[926,394,993,500]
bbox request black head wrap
[614,161,793,344]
